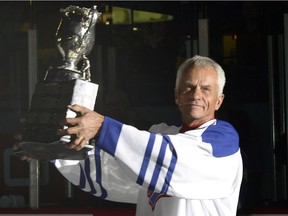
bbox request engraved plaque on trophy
[18,5,101,160]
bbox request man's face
[175,66,224,126]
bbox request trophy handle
[81,55,91,81]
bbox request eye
[181,85,193,94]
[184,86,191,92]
[202,86,211,93]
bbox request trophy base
[18,140,93,161]
[20,78,98,160]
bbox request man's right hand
[13,121,32,161]
[58,104,105,151]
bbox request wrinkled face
[175,66,224,126]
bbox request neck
[180,118,215,133]
[183,116,215,128]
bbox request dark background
[1,0,288,213]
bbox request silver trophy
[18,5,101,160]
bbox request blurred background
[1,1,288,214]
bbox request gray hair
[175,55,226,96]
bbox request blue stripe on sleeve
[148,136,169,192]
[84,158,97,195]
[78,163,86,189]
[202,120,239,157]
[148,135,177,208]
[78,148,108,198]
[137,133,156,185]
[95,147,108,199]
[97,117,123,156]
[161,135,177,194]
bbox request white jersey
[53,118,243,216]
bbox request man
[18,55,243,215]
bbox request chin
[184,113,201,121]
[188,110,203,117]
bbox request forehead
[182,66,218,83]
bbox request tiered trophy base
[19,140,93,161]
[18,78,98,161]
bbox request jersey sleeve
[97,117,243,200]
[53,146,140,203]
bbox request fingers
[13,133,22,142]
[12,132,23,151]
[17,153,33,162]
[64,117,80,127]
[66,135,88,151]
[62,104,92,126]
[12,132,32,161]
[60,104,103,151]
[59,127,90,151]
[58,124,80,137]
[68,104,92,115]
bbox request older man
[23,55,243,215]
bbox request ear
[215,94,225,111]
[175,90,179,105]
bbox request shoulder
[213,120,238,133]
[202,120,240,157]
[202,119,238,137]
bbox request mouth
[181,102,203,109]
[184,102,201,106]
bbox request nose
[190,86,201,100]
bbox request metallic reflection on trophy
[19,5,101,160]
